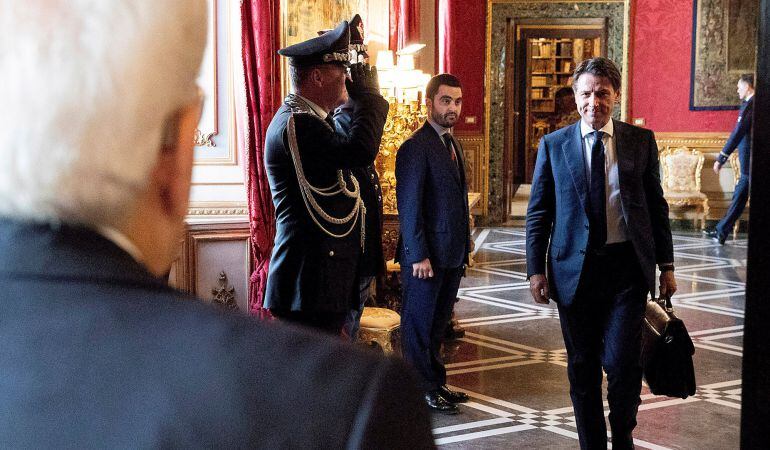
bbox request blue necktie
[589,131,606,248]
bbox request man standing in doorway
[526,57,677,449]
[396,74,471,414]
[703,73,755,245]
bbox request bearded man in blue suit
[396,74,471,414]
[526,57,677,450]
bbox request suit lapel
[562,123,589,215]
[613,120,636,195]
[424,123,461,186]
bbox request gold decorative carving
[187,202,249,218]
[194,129,217,147]
[211,271,237,310]
[377,100,427,215]
[655,132,728,150]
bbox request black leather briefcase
[640,296,697,399]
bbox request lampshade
[375,50,394,70]
[396,54,415,71]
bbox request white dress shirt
[96,225,145,266]
[581,119,628,245]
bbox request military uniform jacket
[264,93,389,313]
[335,103,386,277]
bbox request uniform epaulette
[284,94,315,115]
[284,94,334,132]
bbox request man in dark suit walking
[703,73,755,245]
[0,2,434,447]
[396,74,471,414]
[526,57,677,449]
[263,22,389,334]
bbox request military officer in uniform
[264,21,390,334]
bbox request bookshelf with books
[523,36,601,177]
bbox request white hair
[0,0,206,227]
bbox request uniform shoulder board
[284,94,315,115]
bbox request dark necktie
[442,133,457,164]
[589,130,607,248]
[325,113,336,129]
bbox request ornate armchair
[659,146,709,229]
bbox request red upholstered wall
[441,0,738,134]
[440,0,486,133]
[630,0,736,132]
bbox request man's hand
[345,63,380,99]
[659,270,677,299]
[713,160,723,175]
[412,258,433,279]
[529,274,550,304]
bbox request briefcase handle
[652,294,674,313]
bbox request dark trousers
[342,276,375,342]
[557,242,648,450]
[716,175,750,239]
[400,265,463,392]
[270,309,347,336]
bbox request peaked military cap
[349,14,368,61]
[279,20,350,67]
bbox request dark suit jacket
[526,120,673,305]
[0,220,434,449]
[395,122,470,268]
[335,102,386,277]
[717,96,754,176]
[264,93,389,313]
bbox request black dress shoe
[439,385,469,403]
[444,323,465,341]
[702,228,726,245]
[425,390,459,414]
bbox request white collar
[96,225,144,266]
[296,94,329,119]
[580,118,614,138]
[745,93,754,102]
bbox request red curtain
[437,0,450,73]
[240,0,281,315]
[389,0,420,51]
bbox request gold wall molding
[655,132,729,150]
[187,201,249,218]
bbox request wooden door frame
[502,18,607,213]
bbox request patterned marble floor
[433,227,745,449]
